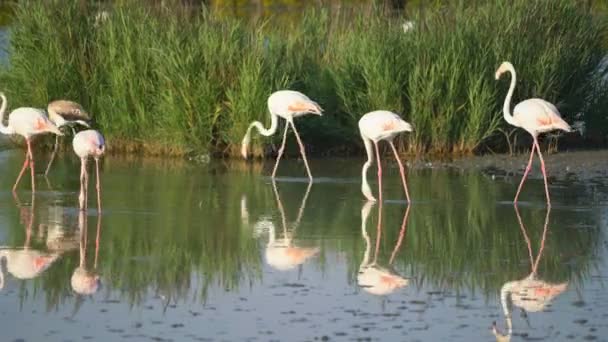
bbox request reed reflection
[358,201,411,296]
[0,193,60,290]
[263,180,318,271]
[492,206,568,341]
[71,210,101,296]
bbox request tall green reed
[1,0,606,157]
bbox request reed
[0,0,605,157]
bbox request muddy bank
[419,149,608,183]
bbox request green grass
[0,0,606,157]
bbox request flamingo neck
[361,135,376,201]
[0,93,14,135]
[502,66,519,127]
[241,112,279,158]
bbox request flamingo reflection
[0,193,60,290]
[358,201,411,296]
[263,180,318,271]
[71,210,101,295]
[492,207,568,341]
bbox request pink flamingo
[72,130,105,212]
[359,110,413,202]
[241,90,323,181]
[0,93,63,192]
[495,62,572,206]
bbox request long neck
[502,66,518,127]
[0,93,13,135]
[241,112,279,157]
[361,135,375,201]
[359,201,374,270]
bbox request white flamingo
[241,90,323,181]
[359,110,413,202]
[0,93,63,192]
[73,130,105,212]
[495,62,572,206]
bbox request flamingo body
[0,93,63,191]
[241,90,322,180]
[73,129,105,158]
[359,111,413,202]
[495,62,572,205]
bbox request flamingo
[45,100,90,176]
[73,130,105,212]
[0,93,63,192]
[357,201,411,296]
[495,62,572,206]
[492,206,568,341]
[264,180,318,271]
[359,110,413,202]
[241,90,323,181]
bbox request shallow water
[0,149,607,341]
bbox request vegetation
[0,0,606,157]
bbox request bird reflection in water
[358,200,411,296]
[262,180,318,271]
[0,192,60,290]
[492,206,568,341]
[71,210,101,296]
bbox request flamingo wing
[513,99,571,133]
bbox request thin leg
[13,150,30,192]
[513,143,536,204]
[289,120,313,182]
[79,158,87,211]
[389,141,411,203]
[373,142,383,203]
[533,138,551,206]
[26,139,35,192]
[94,212,102,269]
[44,135,60,176]
[272,123,290,179]
[95,158,102,213]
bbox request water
[0,149,607,341]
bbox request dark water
[0,149,607,341]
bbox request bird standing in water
[495,62,572,206]
[73,130,105,212]
[0,93,63,192]
[359,110,413,203]
[45,100,90,176]
[241,90,323,181]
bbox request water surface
[0,149,607,341]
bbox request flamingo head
[495,62,513,80]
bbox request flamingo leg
[373,141,383,203]
[271,122,290,179]
[533,138,551,206]
[288,120,313,182]
[79,157,88,211]
[44,135,60,177]
[95,157,102,213]
[389,141,411,203]
[26,139,35,193]
[13,148,30,192]
[513,142,536,204]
